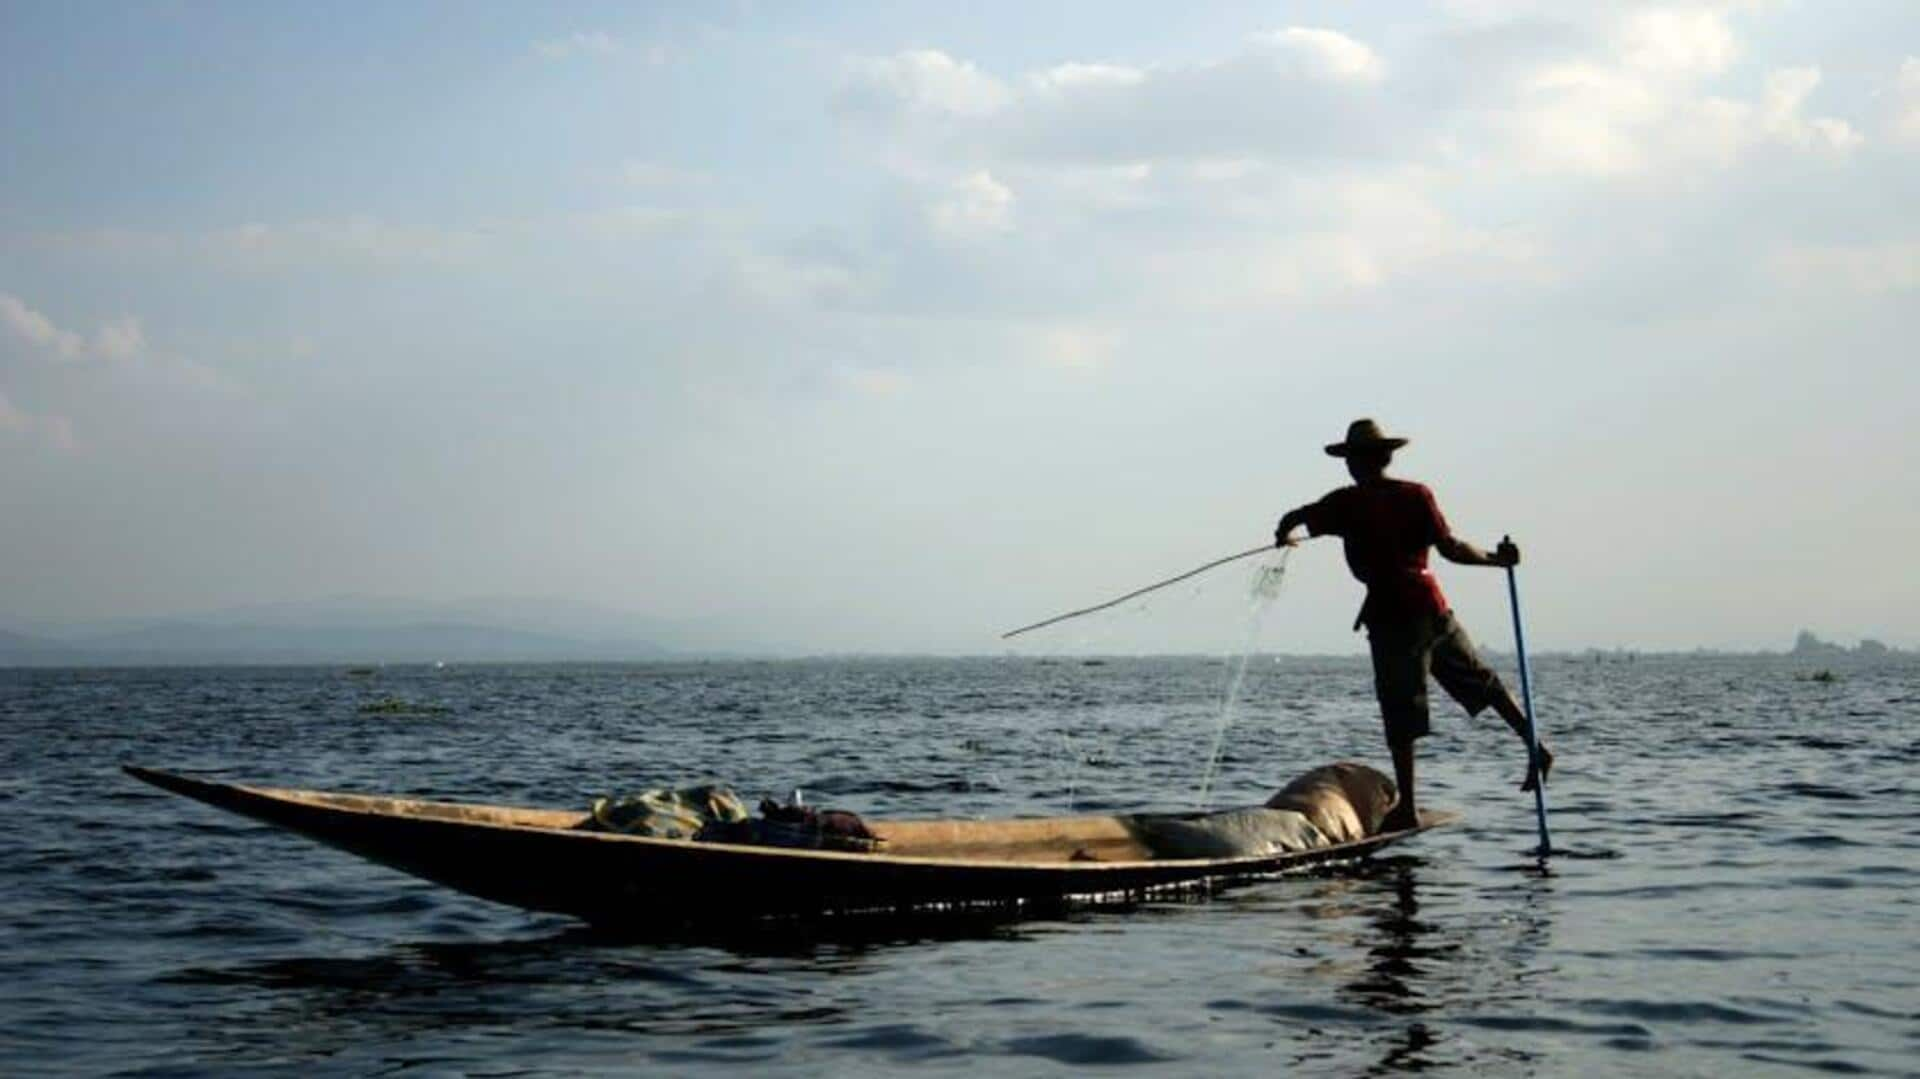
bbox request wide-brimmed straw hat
[1324,418,1409,457]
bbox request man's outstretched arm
[1436,533,1519,568]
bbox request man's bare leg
[1488,686,1554,791]
[1381,739,1419,833]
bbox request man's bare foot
[1379,806,1419,834]
[1520,743,1555,792]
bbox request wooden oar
[1503,535,1553,857]
[1001,543,1278,640]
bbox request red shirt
[1301,479,1451,628]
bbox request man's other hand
[1494,537,1521,568]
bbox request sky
[1,1,1916,654]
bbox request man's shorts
[1366,610,1506,746]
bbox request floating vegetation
[358,697,451,717]
[1796,670,1838,684]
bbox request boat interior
[281,785,1172,863]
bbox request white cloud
[1262,27,1386,83]
[1620,7,1737,76]
[839,49,1012,118]
[1509,59,1861,175]
[0,291,229,425]
[1033,326,1115,372]
[1515,61,1667,174]
[1201,175,1543,302]
[1033,161,1156,213]
[533,31,622,61]
[930,170,1014,240]
[858,38,1400,168]
[1,292,145,363]
[1,292,85,359]
[92,317,146,361]
[1759,68,1863,152]
[1438,0,1574,22]
[1031,62,1147,93]
[1500,10,1858,172]
[824,10,1844,185]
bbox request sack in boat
[1126,807,1328,860]
[755,799,885,853]
[582,784,750,839]
[1264,761,1398,843]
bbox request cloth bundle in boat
[1124,761,1399,860]
[1125,807,1329,860]
[582,784,750,839]
[1263,761,1399,843]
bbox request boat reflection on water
[1340,858,1446,1072]
[1343,859,1444,1015]
[1334,854,1559,1073]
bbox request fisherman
[1273,419,1552,832]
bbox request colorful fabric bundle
[582,784,750,839]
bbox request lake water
[1,655,1914,1076]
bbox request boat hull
[125,766,1451,926]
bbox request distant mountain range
[0,629,86,665]
[1,605,1910,667]
[0,596,692,666]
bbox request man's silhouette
[1275,419,1552,832]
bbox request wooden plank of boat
[124,766,1455,925]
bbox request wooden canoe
[124,766,1454,926]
